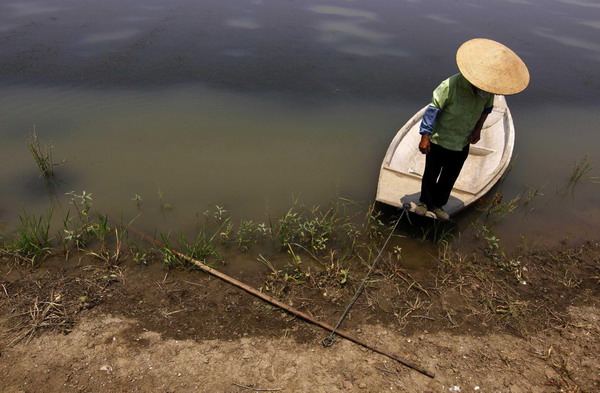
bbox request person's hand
[419,135,430,154]
[470,131,481,144]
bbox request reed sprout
[523,184,545,207]
[132,194,143,208]
[568,153,593,187]
[28,128,58,180]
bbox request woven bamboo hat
[456,38,529,95]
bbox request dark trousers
[420,142,470,208]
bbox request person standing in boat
[416,38,529,220]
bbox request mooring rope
[322,206,409,347]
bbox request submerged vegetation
[0,195,395,267]
[0,179,587,277]
[149,199,397,274]
[559,153,600,197]
[568,153,594,187]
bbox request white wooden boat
[376,95,514,218]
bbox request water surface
[1,0,599,256]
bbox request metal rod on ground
[127,224,434,379]
[322,209,404,347]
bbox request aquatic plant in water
[28,128,63,183]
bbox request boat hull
[376,95,514,217]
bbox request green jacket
[426,73,494,151]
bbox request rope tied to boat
[322,206,410,347]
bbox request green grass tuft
[6,210,53,263]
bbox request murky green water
[1,0,599,252]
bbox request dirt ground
[1,241,599,393]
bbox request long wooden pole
[130,226,434,379]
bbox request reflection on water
[1,0,600,251]
[317,21,391,43]
[0,0,597,102]
[314,19,410,57]
[309,5,378,19]
[580,20,600,29]
[534,28,600,53]
[504,0,535,5]
[335,43,409,57]
[226,18,261,30]
[557,0,600,9]
[5,2,65,17]
[423,14,458,24]
[81,30,141,45]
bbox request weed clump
[3,210,53,263]
[272,200,389,255]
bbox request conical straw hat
[456,38,529,95]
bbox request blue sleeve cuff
[419,105,441,135]
[482,106,493,115]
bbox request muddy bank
[1,236,599,392]
[1,306,598,392]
